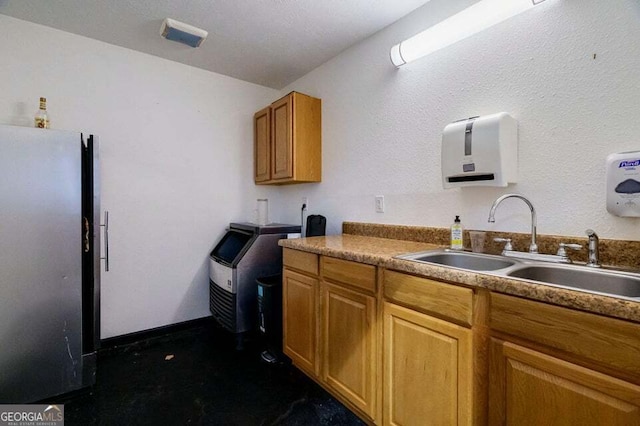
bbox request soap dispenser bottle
[451,216,463,250]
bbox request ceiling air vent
[160,18,208,48]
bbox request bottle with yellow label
[34,97,50,129]
[451,216,463,250]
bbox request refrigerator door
[0,125,83,402]
[81,134,100,388]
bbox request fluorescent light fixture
[390,0,547,67]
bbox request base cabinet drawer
[283,248,318,276]
[322,256,376,293]
[384,270,473,326]
[490,292,640,380]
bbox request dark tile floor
[56,319,363,426]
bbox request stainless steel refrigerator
[0,124,101,403]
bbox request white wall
[0,15,280,338]
[272,0,640,240]
[2,0,639,337]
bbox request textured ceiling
[0,0,431,89]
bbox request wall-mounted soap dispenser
[606,151,640,217]
[442,112,518,189]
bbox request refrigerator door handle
[100,211,109,272]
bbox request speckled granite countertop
[280,235,640,324]
[280,234,440,265]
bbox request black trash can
[256,274,283,363]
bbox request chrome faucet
[488,194,538,253]
[585,229,601,268]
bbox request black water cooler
[257,274,283,363]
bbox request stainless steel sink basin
[397,250,517,271]
[507,265,640,298]
[396,248,640,300]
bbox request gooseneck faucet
[585,229,601,268]
[488,194,538,253]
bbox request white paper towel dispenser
[606,151,640,217]
[442,112,518,189]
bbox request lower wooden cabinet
[322,282,377,419]
[283,268,319,376]
[489,339,640,425]
[383,302,473,426]
[281,250,640,426]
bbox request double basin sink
[396,249,640,300]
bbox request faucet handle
[557,243,582,257]
[494,237,513,252]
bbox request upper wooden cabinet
[254,91,321,185]
[254,107,271,183]
[271,96,293,180]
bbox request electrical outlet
[375,195,385,213]
[302,197,309,210]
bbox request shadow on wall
[173,257,212,323]
[8,102,31,127]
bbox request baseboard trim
[100,316,214,351]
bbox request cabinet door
[283,268,318,376]
[323,283,377,419]
[383,302,473,426]
[489,339,640,426]
[271,94,293,180]
[254,107,271,183]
